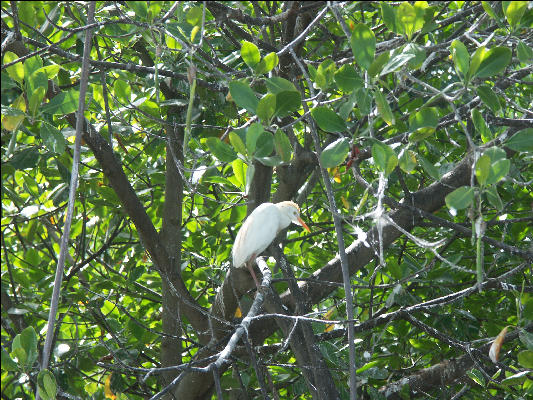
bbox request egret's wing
[232,204,279,268]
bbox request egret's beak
[298,217,311,232]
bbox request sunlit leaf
[274,129,293,162]
[206,137,237,162]
[450,40,470,79]
[321,138,350,168]
[246,123,264,155]
[241,41,261,68]
[229,81,258,114]
[476,85,501,114]
[351,23,376,70]
[256,93,276,123]
[372,141,398,176]
[265,76,298,94]
[445,186,474,210]
[374,90,395,125]
[311,106,347,133]
[502,1,528,28]
[334,64,363,93]
[506,128,533,152]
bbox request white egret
[232,201,311,287]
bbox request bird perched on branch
[232,201,311,288]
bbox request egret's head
[277,201,311,232]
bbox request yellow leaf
[341,196,350,210]
[104,374,116,399]
[328,167,342,183]
[1,94,26,132]
[234,307,242,318]
[323,308,335,332]
[489,326,509,363]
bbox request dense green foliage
[2,1,532,399]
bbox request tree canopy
[1,1,532,399]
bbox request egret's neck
[276,208,293,232]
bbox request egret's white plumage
[232,201,311,287]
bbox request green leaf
[4,51,24,83]
[11,347,27,369]
[380,52,416,76]
[381,3,398,33]
[486,158,510,185]
[37,369,57,400]
[245,163,255,194]
[418,154,440,179]
[396,2,426,40]
[42,89,80,115]
[256,93,276,123]
[501,370,530,386]
[17,327,37,368]
[506,128,533,152]
[472,47,512,79]
[254,131,274,157]
[241,41,261,68]
[273,90,301,118]
[311,106,347,133]
[23,55,43,81]
[254,52,278,75]
[467,368,485,387]
[229,81,258,114]
[186,6,202,25]
[404,43,426,69]
[484,146,506,163]
[114,79,131,102]
[320,138,350,168]
[28,86,46,117]
[374,90,395,125]
[372,141,398,176]
[35,64,61,80]
[205,137,237,163]
[351,23,376,70]
[255,155,282,167]
[307,64,317,81]
[409,107,439,142]
[339,92,357,120]
[502,1,528,28]
[1,72,17,90]
[232,158,247,188]
[9,148,40,170]
[450,40,470,79]
[129,1,148,18]
[475,154,491,186]
[520,330,533,350]
[1,348,19,371]
[368,51,390,77]
[485,185,503,211]
[265,77,297,94]
[482,1,498,19]
[476,85,501,114]
[229,131,247,156]
[399,149,417,173]
[315,59,336,90]
[274,129,293,162]
[334,64,363,93]
[445,186,474,210]
[246,123,264,155]
[517,40,533,64]
[41,122,66,154]
[471,109,492,143]
[355,88,372,115]
[468,46,486,80]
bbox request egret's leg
[246,257,260,288]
